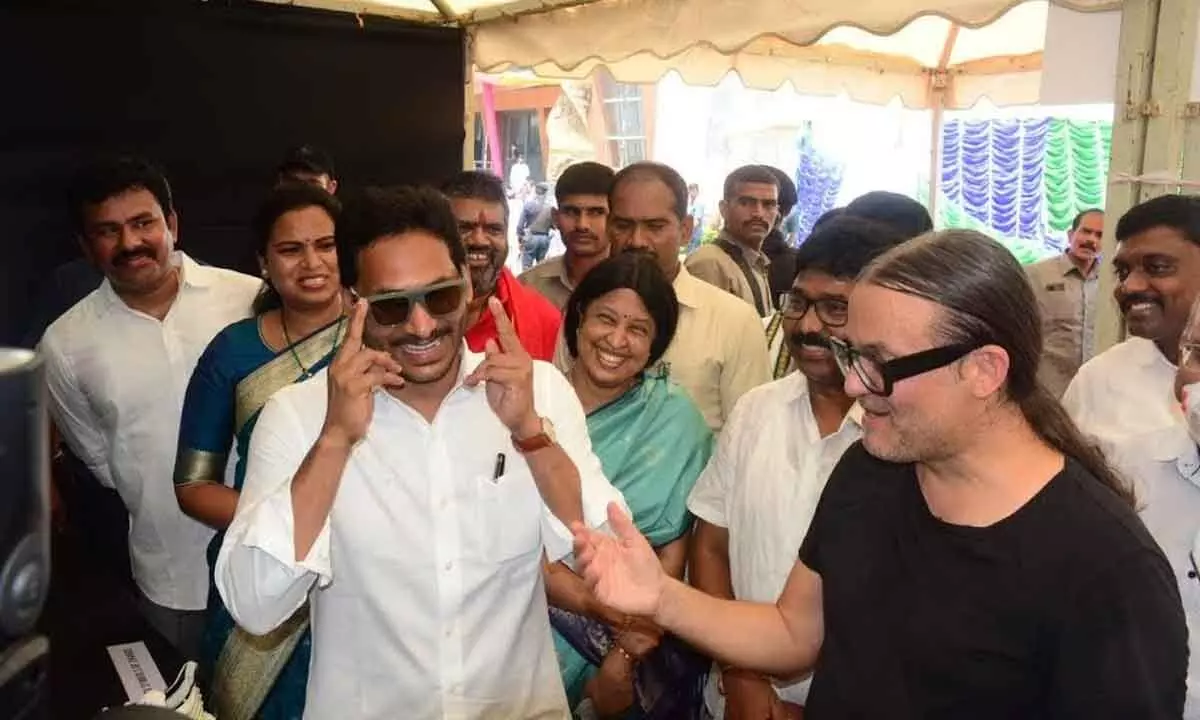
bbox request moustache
[1120,293,1162,311]
[620,246,658,259]
[112,247,156,267]
[789,331,832,350]
[745,221,770,231]
[388,325,453,349]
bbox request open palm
[573,502,666,617]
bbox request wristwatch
[511,417,556,453]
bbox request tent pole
[463,32,477,171]
[927,24,959,227]
[1095,0,1161,355]
[929,98,943,225]
[1139,0,1198,203]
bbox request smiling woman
[551,250,713,717]
[173,183,347,720]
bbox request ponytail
[1018,385,1136,508]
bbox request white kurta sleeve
[532,362,627,562]
[215,391,334,636]
[687,390,752,528]
[40,337,115,488]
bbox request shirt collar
[718,232,770,269]
[785,371,864,432]
[672,264,705,309]
[1136,425,1200,488]
[177,252,217,290]
[96,251,208,314]
[1129,336,1177,372]
[466,269,514,348]
[1055,252,1098,281]
[555,256,576,291]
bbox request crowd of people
[29,145,1200,719]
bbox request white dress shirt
[40,253,261,610]
[1109,426,1200,718]
[686,372,862,710]
[555,265,771,433]
[1062,337,1180,452]
[215,350,625,720]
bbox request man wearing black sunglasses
[215,186,625,718]
[573,229,1186,718]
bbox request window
[600,76,646,167]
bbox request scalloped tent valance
[259,0,1123,108]
[469,0,1122,109]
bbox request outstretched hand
[571,502,667,619]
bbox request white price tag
[106,641,166,701]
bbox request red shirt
[465,267,562,361]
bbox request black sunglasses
[830,336,981,397]
[356,278,467,327]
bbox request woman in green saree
[173,183,346,720]
[547,251,714,718]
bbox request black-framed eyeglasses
[354,278,467,327]
[779,292,849,327]
[829,336,981,397]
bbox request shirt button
[444,561,453,571]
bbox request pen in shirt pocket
[491,452,506,482]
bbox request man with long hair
[573,230,1186,717]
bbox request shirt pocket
[1039,285,1078,324]
[475,467,544,563]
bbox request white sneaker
[162,662,198,709]
[129,662,214,720]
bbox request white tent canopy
[486,3,1053,109]
[472,0,1123,109]
[263,0,1121,109]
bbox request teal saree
[551,367,714,715]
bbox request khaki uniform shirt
[1026,253,1099,398]
[518,255,573,311]
[685,235,773,317]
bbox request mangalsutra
[282,312,345,380]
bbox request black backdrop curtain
[0,0,465,345]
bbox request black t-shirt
[798,442,1187,719]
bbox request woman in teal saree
[174,184,346,720]
[548,251,714,718]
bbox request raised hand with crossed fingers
[464,296,540,438]
[321,298,405,447]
